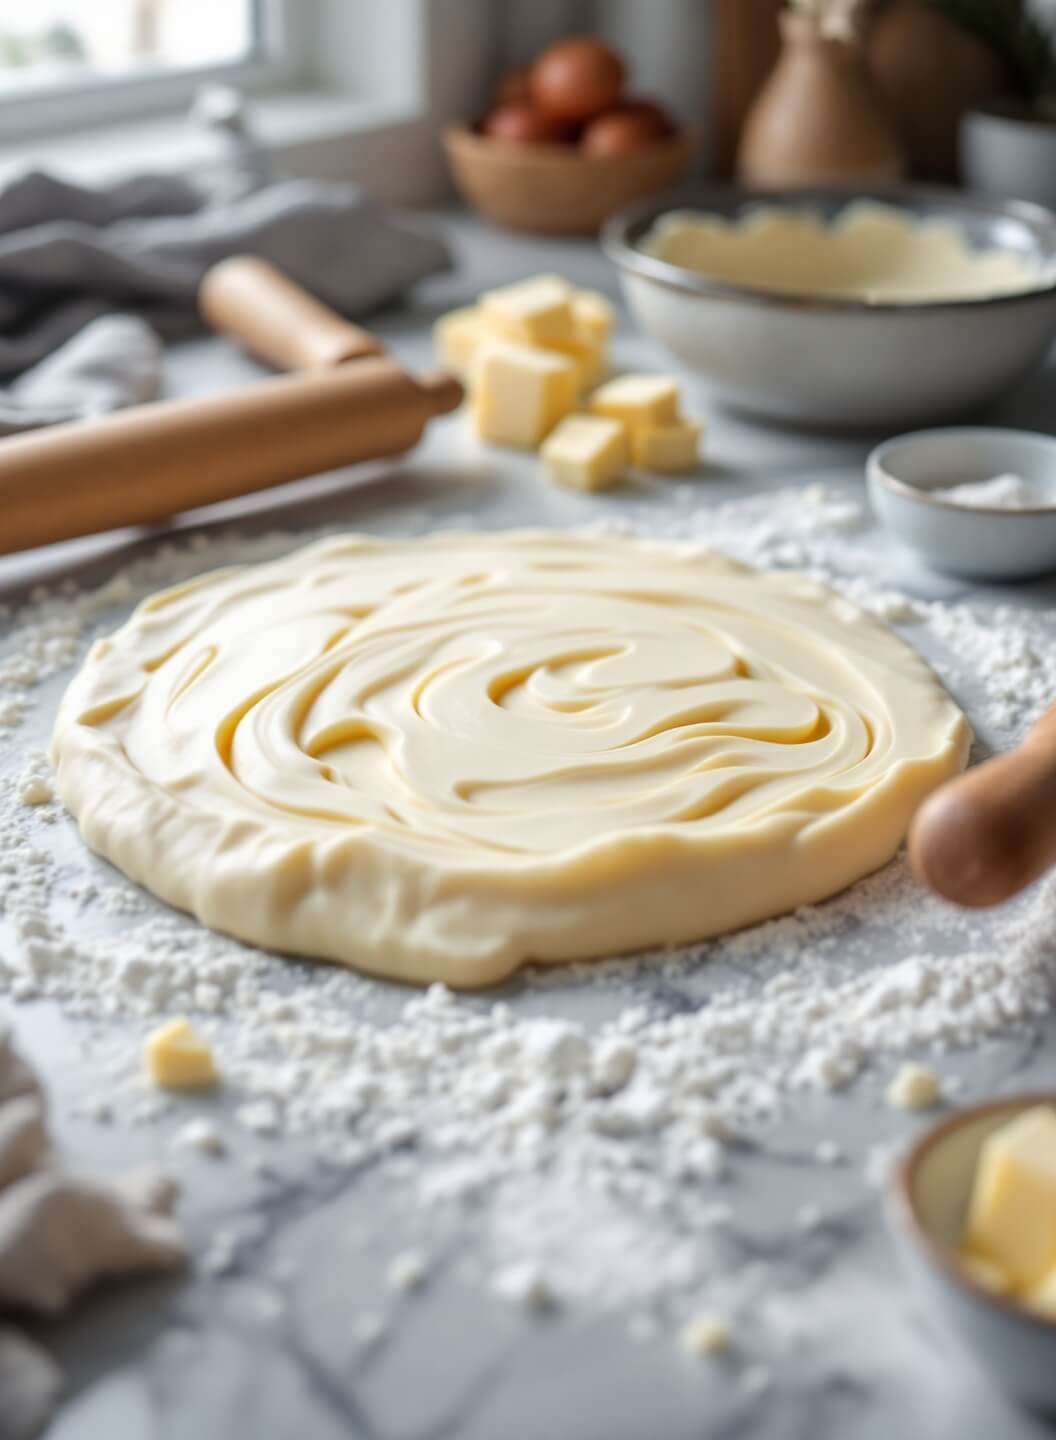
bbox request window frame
[0,0,310,142]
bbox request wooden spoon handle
[199,256,385,370]
[909,703,1056,906]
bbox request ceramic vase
[737,9,904,188]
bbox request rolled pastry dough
[51,532,969,986]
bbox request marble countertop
[5,214,1056,1440]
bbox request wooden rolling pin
[909,704,1056,906]
[0,258,463,555]
[200,256,386,370]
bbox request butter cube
[434,306,489,381]
[481,275,575,346]
[541,415,628,492]
[542,328,606,392]
[1026,1266,1056,1317]
[573,289,616,344]
[958,1248,1013,1296]
[473,340,578,448]
[591,374,680,427]
[145,1018,218,1091]
[631,419,702,473]
[966,1106,1056,1289]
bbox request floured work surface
[51,531,968,986]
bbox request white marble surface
[4,214,1056,1440]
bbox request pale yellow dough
[643,202,1052,305]
[51,532,969,988]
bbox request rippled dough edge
[50,531,970,989]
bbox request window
[0,0,304,142]
[0,1,259,94]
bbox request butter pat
[966,1105,1056,1289]
[145,1018,218,1091]
[542,415,629,492]
[543,329,606,392]
[885,1060,940,1112]
[632,419,702,474]
[958,1249,1013,1296]
[482,275,574,346]
[573,289,616,343]
[473,340,578,448]
[434,306,487,380]
[679,1313,732,1358]
[591,374,680,427]
[1026,1266,1056,1317]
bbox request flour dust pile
[2,482,1056,1341]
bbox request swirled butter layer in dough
[51,532,970,987]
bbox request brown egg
[581,109,669,157]
[495,66,532,107]
[482,103,574,145]
[615,98,677,140]
[531,36,626,123]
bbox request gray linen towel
[0,153,450,430]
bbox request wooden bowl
[444,125,694,236]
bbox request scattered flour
[2,485,1056,1339]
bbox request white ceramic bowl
[603,185,1056,429]
[867,427,1056,580]
[888,1094,1056,1413]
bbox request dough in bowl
[51,532,970,986]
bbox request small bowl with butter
[888,1096,1056,1412]
[603,186,1056,429]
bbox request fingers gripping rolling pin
[909,703,1056,906]
[0,257,463,556]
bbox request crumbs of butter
[964,1105,1056,1292]
[472,340,578,448]
[145,1018,219,1091]
[542,414,628,492]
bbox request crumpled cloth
[0,1024,186,1440]
[0,107,449,432]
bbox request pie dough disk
[51,532,970,987]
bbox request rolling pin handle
[199,255,386,371]
[418,371,465,417]
[909,702,1056,906]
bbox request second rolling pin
[909,703,1056,906]
[0,360,462,555]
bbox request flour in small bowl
[930,472,1050,510]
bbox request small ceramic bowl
[444,125,693,236]
[867,427,1056,580]
[888,1093,1056,1413]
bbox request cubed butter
[631,419,702,474]
[481,275,575,346]
[542,328,606,392]
[957,1248,1013,1296]
[965,1105,1056,1289]
[434,306,489,381]
[472,340,578,448]
[541,415,628,492]
[1026,1265,1056,1317]
[145,1018,218,1091]
[573,289,616,343]
[591,374,680,428]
